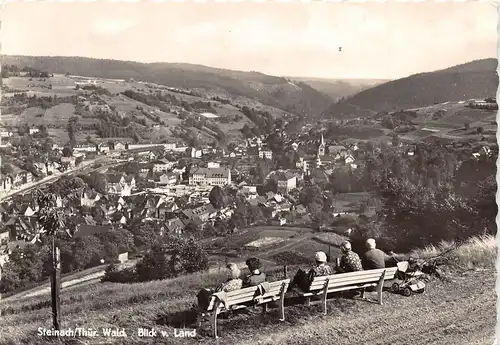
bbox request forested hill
[2,55,333,118]
[322,58,498,119]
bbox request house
[153,159,173,173]
[81,190,102,207]
[0,176,12,192]
[106,174,136,196]
[344,155,355,165]
[275,172,297,194]
[114,142,126,151]
[46,161,60,174]
[61,156,76,169]
[165,217,185,234]
[0,228,9,245]
[188,168,231,186]
[190,204,216,222]
[74,144,97,153]
[29,128,39,135]
[207,162,220,168]
[157,172,177,185]
[328,145,347,157]
[189,147,203,158]
[33,162,48,176]
[97,143,111,154]
[259,149,273,160]
[158,202,178,218]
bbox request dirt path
[229,269,496,345]
[2,260,138,302]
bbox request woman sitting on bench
[288,251,334,292]
[243,257,266,288]
[197,263,243,310]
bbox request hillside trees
[209,186,227,209]
[0,244,50,292]
[134,235,208,282]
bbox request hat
[315,251,327,263]
[340,241,352,252]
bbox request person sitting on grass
[243,257,266,288]
[288,251,334,292]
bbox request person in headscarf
[288,251,334,292]
[337,241,363,273]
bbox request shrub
[101,264,137,283]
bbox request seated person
[336,241,363,273]
[216,263,243,292]
[336,241,364,297]
[197,263,243,310]
[289,251,334,292]
[363,238,392,269]
[243,257,266,288]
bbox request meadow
[0,235,495,345]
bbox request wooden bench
[198,279,290,338]
[298,264,404,315]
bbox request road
[0,156,125,202]
[1,259,138,302]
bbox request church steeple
[318,133,325,156]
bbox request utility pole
[51,235,61,330]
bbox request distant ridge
[322,58,498,119]
[1,55,333,118]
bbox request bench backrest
[308,264,404,293]
[206,279,290,312]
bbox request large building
[188,168,231,186]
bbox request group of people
[197,238,393,309]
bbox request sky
[1,1,497,80]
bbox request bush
[101,264,137,283]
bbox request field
[398,102,497,143]
[0,236,495,345]
[1,73,292,146]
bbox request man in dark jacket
[363,238,391,269]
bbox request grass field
[0,235,494,345]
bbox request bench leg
[360,288,366,299]
[209,311,219,338]
[321,291,328,315]
[262,303,268,313]
[304,296,311,307]
[278,299,285,321]
[377,271,386,305]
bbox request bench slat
[301,282,378,297]
[308,266,400,291]
[206,280,290,311]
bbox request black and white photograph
[0,1,497,344]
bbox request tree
[135,235,208,281]
[476,127,484,134]
[0,244,50,293]
[464,123,470,130]
[391,134,400,148]
[62,147,73,157]
[209,186,227,209]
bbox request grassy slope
[323,58,498,118]
[2,55,333,118]
[0,235,495,345]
